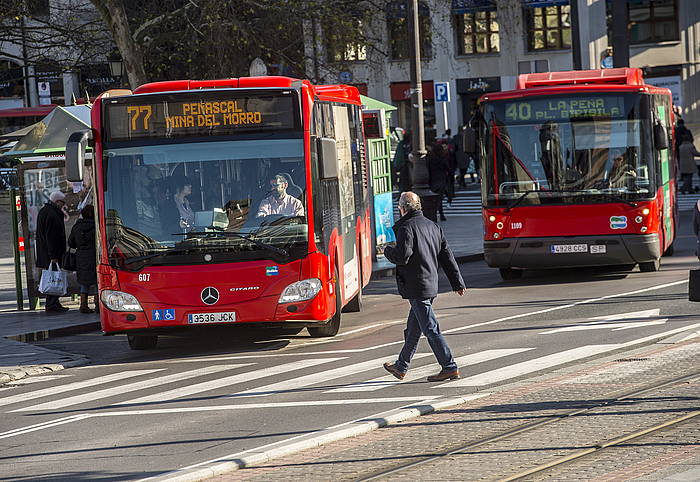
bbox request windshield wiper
[505,190,539,212]
[597,191,638,207]
[122,247,193,264]
[505,188,637,212]
[176,231,289,258]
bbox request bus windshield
[481,93,654,208]
[103,138,307,270]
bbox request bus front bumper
[484,234,661,269]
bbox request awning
[361,95,397,112]
[6,105,91,157]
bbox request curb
[0,357,90,385]
[141,393,489,482]
[5,321,101,343]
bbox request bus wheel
[127,334,158,350]
[663,241,675,257]
[499,268,523,280]
[308,276,341,337]
[639,258,661,272]
[343,287,362,313]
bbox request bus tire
[343,287,362,313]
[499,268,523,280]
[663,241,674,257]
[308,275,341,338]
[127,334,158,350]
[639,258,661,272]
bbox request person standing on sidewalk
[382,191,466,382]
[679,134,700,194]
[35,190,69,313]
[68,204,99,313]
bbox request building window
[525,4,572,51]
[628,0,678,44]
[387,1,432,60]
[455,6,499,55]
[325,19,367,62]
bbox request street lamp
[407,0,438,221]
[108,52,124,85]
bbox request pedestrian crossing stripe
[1,327,697,414]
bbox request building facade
[306,0,700,142]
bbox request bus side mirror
[317,137,338,179]
[653,122,669,151]
[66,129,92,182]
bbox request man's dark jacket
[384,209,465,299]
[35,201,66,269]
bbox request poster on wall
[373,191,396,248]
[20,162,94,299]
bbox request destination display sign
[503,96,627,123]
[105,91,298,141]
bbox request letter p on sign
[434,82,450,102]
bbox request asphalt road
[1,213,699,481]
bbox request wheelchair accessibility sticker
[152,309,175,321]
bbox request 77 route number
[138,273,151,282]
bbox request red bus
[66,77,372,349]
[478,68,677,280]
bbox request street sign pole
[434,81,451,136]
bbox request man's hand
[456,288,466,296]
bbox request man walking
[36,190,69,313]
[382,192,466,382]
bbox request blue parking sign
[434,81,450,102]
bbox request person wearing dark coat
[382,192,466,382]
[35,191,68,313]
[68,204,98,313]
[428,142,450,221]
[693,200,700,259]
[393,131,412,193]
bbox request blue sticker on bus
[152,309,175,321]
[610,216,627,229]
[266,266,279,276]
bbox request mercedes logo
[201,287,219,305]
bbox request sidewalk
[200,335,700,482]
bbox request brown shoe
[383,362,405,380]
[427,369,460,382]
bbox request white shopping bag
[39,261,67,296]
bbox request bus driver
[256,174,304,218]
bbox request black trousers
[45,295,63,310]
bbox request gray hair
[398,191,421,213]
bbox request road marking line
[115,358,345,406]
[326,348,534,393]
[0,370,162,407]
[0,396,445,441]
[230,354,433,398]
[11,365,251,412]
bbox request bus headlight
[489,215,496,222]
[101,290,143,311]
[642,208,650,215]
[279,278,322,303]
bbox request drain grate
[614,358,650,362]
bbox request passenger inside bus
[160,176,195,234]
[256,173,304,218]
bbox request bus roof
[483,68,672,101]
[131,76,362,105]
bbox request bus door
[653,94,674,246]
[331,104,360,301]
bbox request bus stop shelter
[4,105,93,308]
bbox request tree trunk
[90,0,148,89]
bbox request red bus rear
[477,68,677,280]
[66,77,372,349]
